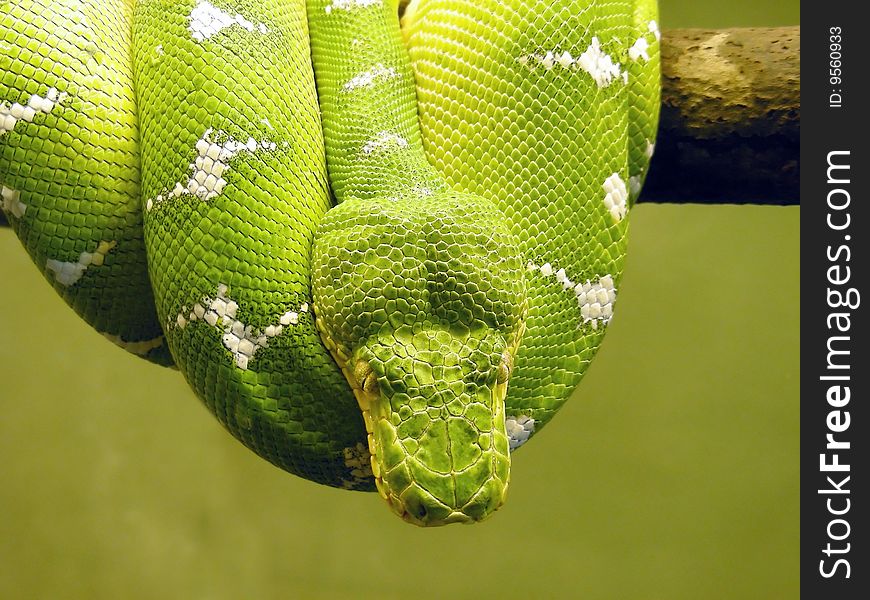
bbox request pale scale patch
[602,172,628,222]
[188,0,268,42]
[325,0,381,14]
[645,140,656,159]
[628,36,650,62]
[343,64,397,92]
[362,131,408,154]
[574,275,618,329]
[45,240,117,287]
[102,333,166,356]
[173,284,309,370]
[519,50,573,71]
[527,263,617,329]
[521,38,623,87]
[506,416,535,451]
[649,20,661,41]
[147,128,277,210]
[343,442,373,479]
[576,37,623,87]
[1,186,26,218]
[0,88,68,135]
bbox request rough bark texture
[1,27,801,227]
[640,26,800,205]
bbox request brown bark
[640,26,800,205]
[1,26,800,228]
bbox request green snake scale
[1,0,659,526]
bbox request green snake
[1,0,660,526]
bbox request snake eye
[496,350,513,384]
[353,359,379,394]
[362,371,379,394]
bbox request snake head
[312,191,526,525]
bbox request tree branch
[640,27,799,205]
[1,26,800,228]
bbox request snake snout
[349,326,513,526]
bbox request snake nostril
[414,503,428,521]
[403,496,428,523]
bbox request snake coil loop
[0,0,659,526]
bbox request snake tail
[2,0,661,527]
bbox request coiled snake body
[1,0,659,526]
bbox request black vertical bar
[801,1,866,596]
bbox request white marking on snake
[527,263,617,329]
[521,50,569,71]
[522,38,623,87]
[188,0,268,42]
[362,132,408,154]
[343,64,397,91]
[574,275,617,329]
[506,416,535,451]
[325,0,381,14]
[1,186,26,218]
[102,333,166,356]
[340,442,374,489]
[45,240,117,286]
[602,173,628,222]
[648,20,661,41]
[645,140,655,159]
[576,37,622,87]
[629,36,650,62]
[343,442,373,478]
[1,88,68,135]
[147,128,276,210]
[175,284,308,370]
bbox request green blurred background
[1,2,798,598]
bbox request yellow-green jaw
[323,324,513,526]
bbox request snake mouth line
[313,314,389,496]
[316,325,408,517]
